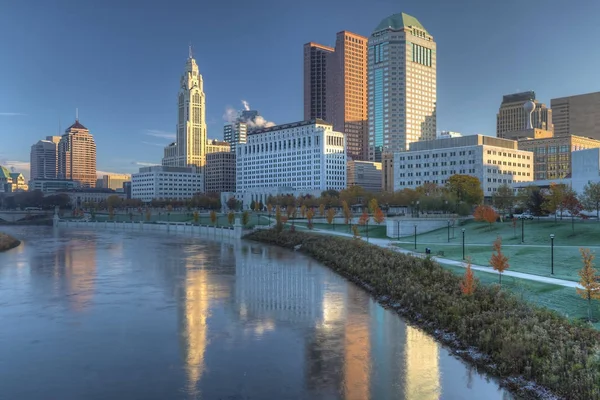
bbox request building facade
[497,91,552,137]
[163,47,207,169]
[223,122,247,153]
[382,152,394,192]
[551,92,600,140]
[28,179,80,193]
[438,131,462,139]
[131,165,204,203]
[101,173,131,191]
[0,166,12,193]
[55,188,125,207]
[347,160,382,192]
[58,120,97,188]
[9,173,28,191]
[30,136,61,180]
[517,134,600,180]
[393,135,534,196]
[206,139,231,154]
[368,13,437,161]
[205,152,236,194]
[235,119,346,207]
[303,43,334,122]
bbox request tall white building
[223,122,247,153]
[368,12,436,161]
[233,119,346,207]
[131,166,204,203]
[30,136,61,180]
[393,135,533,196]
[163,47,207,169]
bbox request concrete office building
[55,188,126,208]
[551,91,600,140]
[438,131,462,139]
[497,91,552,137]
[28,179,80,193]
[101,173,131,191]
[131,165,204,203]
[162,46,207,169]
[347,160,382,192]
[58,120,97,188]
[393,135,534,196]
[30,136,61,180]
[234,119,346,208]
[205,152,236,194]
[368,13,437,162]
[223,122,247,153]
[304,43,334,122]
[206,139,230,154]
[517,134,600,180]
[382,153,394,192]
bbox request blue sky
[1,0,600,179]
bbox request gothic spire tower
[163,46,207,169]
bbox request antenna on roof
[76,108,79,121]
[189,42,193,59]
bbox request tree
[145,209,151,222]
[446,175,483,206]
[473,205,497,230]
[210,210,217,226]
[342,200,352,231]
[319,203,325,217]
[226,197,237,211]
[227,211,235,226]
[368,198,378,214]
[460,257,476,296]
[286,205,295,220]
[512,217,517,238]
[108,206,115,221]
[373,207,385,225]
[576,248,600,323]
[492,184,515,216]
[242,211,249,227]
[544,183,567,221]
[253,201,261,213]
[300,204,307,218]
[352,225,360,240]
[580,182,600,219]
[106,195,122,209]
[359,210,369,226]
[326,208,336,230]
[490,236,509,285]
[192,211,199,224]
[306,208,315,229]
[562,188,582,232]
[275,207,283,233]
[517,185,545,216]
[250,200,256,211]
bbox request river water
[0,227,515,400]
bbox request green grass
[397,219,600,282]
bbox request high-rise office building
[497,91,552,137]
[58,120,97,188]
[30,136,61,180]
[205,152,236,194]
[368,12,437,162]
[223,122,247,153]
[163,47,207,169]
[551,91,600,140]
[304,43,334,122]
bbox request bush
[246,230,600,400]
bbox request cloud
[247,115,276,129]
[0,160,30,180]
[132,161,158,167]
[241,100,250,111]
[221,100,276,128]
[0,112,26,116]
[144,129,175,140]
[222,106,238,124]
[142,141,166,147]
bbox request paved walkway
[308,228,582,289]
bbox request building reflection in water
[343,284,371,400]
[404,325,440,399]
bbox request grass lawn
[396,219,600,282]
[440,261,600,329]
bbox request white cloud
[142,141,166,147]
[132,161,158,167]
[222,106,237,123]
[0,160,30,180]
[144,129,175,140]
[0,112,26,116]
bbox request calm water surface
[0,227,515,400]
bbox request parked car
[516,213,534,220]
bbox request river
[0,227,515,399]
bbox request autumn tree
[326,207,336,230]
[193,211,199,224]
[358,210,369,226]
[544,183,567,222]
[227,211,235,226]
[373,207,385,225]
[492,183,515,216]
[576,248,600,323]
[145,209,151,222]
[253,201,260,213]
[490,236,509,285]
[242,211,249,226]
[517,185,545,216]
[352,225,361,240]
[446,174,483,206]
[108,206,115,221]
[274,207,283,233]
[368,198,378,214]
[483,206,498,230]
[460,257,476,296]
[580,182,600,219]
[306,208,315,230]
[473,205,485,221]
[226,197,237,211]
[562,188,582,232]
[342,200,353,231]
[210,210,217,226]
[300,204,307,218]
[319,203,325,217]
[286,205,295,220]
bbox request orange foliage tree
[342,200,353,231]
[306,208,315,230]
[576,248,600,322]
[352,225,360,240]
[300,204,307,218]
[326,208,336,230]
[490,236,509,285]
[358,210,369,226]
[460,257,477,296]
[373,207,385,225]
[319,203,325,217]
[473,205,498,230]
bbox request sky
[1,0,600,180]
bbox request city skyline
[2,1,600,179]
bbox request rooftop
[374,13,428,34]
[0,166,11,180]
[66,120,88,131]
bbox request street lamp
[396,220,400,241]
[416,200,420,218]
[414,224,417,250]
[550,234,555,275]
[447,220,451,243]
[521,217,525,243]
[462,228,466,260]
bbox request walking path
[307,228,582,289]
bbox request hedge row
[246,230,600,400]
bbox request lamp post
[414,224,417,250]
[462,228,466,260]
[521,217,524,243]
[396,220,400,241]
[550,234,555,275]
[447,220,451,243]
[416,200,420,218]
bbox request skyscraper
[551,91,600,140]
[58,120,97,187]
[304,43,334,121]
[30,136,61,180]
[497,91,552,137]
[163,47,207,169]
[368,13,437,162]
[223,121,247,153]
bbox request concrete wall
[386,218,460,238]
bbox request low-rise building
[28,178,80,193]
[347,160,382,192]
[500,127,553,141]
[234,119,346,208]
[205,152,235,194]
[53,188,125,208]
[206,139,231,154]
[0,166,13,193]
[101,173,131,191]
[131,165,204,202]
[9,173,28,191]
[394,135,534,196]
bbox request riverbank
[0,232,21,251]
[246,230,600,400]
